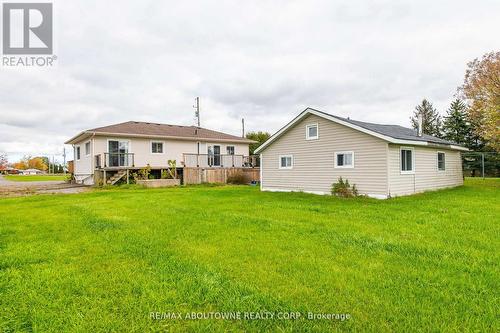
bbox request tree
[12,156,48,171]
[29,157,48,171]
[466,116,486,151]
[246,131,271,155]
[410,99,442,137]
[442,99,470,145]
[459,51,500,151]
[0,153,7,169]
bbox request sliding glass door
[108,140,129,167]
[207,145,221,166]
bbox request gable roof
[255,108,468,153]
[65,121,255,144]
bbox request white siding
[261,114,389,197]
[388,144,463,196]
[73,139,93,179]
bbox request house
[65,121,257,185]
[255,108,468,198]
[1,167,20,175]
[20,169,44,175]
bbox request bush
[132,164,151,182]
[227,171,248,185]
[331,177,359,198]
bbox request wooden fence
[183,167,260,185]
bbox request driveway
[0,175,89,197]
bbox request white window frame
[279,155,293,169]
[437,151,446,171]
[305,123,319,140]
[85,141,91,156]
[400,147,415,174]
[150,141,165,154]
[226,145,235,155]
[334,151,355,168]
[76,146,81,160]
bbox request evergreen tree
[466,115,486,151]
[442,99,470,145]
[410,99,442,137]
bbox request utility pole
[193,97,200,127]
[63,147,66,174]
[242,118,245,138]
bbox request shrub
[133,164,151,181]
[160,160,177,179]
[227,171,248,185]
[331,177,359,198]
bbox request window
[151,141,164,154]
[226,146,235,155]
[279,155,293,169]
[76,146,81,160]
[306,123,319,140]
[85,142,91,156]
[437,152,445,171]
[401,148,414,173]
[334,151,354,168]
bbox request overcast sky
[1,0,499,162]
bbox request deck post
[126,169,130,184]
[103,170,107,185]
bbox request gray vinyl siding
[388,144,463,196]
[261,114,389,197]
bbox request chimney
[417,113,423,137]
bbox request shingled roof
[66,121,255,144]
[255,108,468,153]
[324,112,455,145]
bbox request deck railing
[183,154,260,168]
[97,153,135,168]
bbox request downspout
[90,132,96,171]
[89,132,96,185]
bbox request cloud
[0,0,499,162]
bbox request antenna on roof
[193,97,200,127]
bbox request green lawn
[3,174,69,182]
[0,179,498,332]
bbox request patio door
[208,145,221,167]
[108,140,129,167]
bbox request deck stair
[107,170,127,185]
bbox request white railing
[183,154,260,168]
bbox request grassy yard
[0,179,498,332]
[3,174,69,182]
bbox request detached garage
[255,108,468,198]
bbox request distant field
[3,174,69,182]
[0,178,498,332]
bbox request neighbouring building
[65,121,258,185]
[255,108,467,198]
[20,169,44,175]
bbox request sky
[0,0,499,163]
